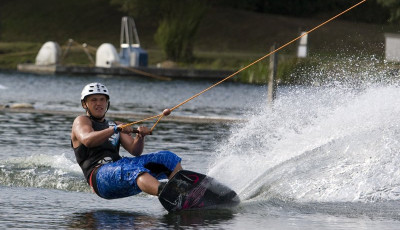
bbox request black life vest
[72,117,121,183]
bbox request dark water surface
[1,71,400,229]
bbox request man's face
[84,94,108,117]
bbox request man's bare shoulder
[71,116,91,144]
[72,116,92,132]
[73,115,90,124]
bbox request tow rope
[120,0,367,132]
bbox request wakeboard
[158,170,240,212]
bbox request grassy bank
[0,0,396,82]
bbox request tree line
[213,0,392,23]
[110,0,398,62]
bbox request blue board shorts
[95,150,181,199]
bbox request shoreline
[16,64,235,80]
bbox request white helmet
[80,82,110,101]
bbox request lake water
[1,68,400,229]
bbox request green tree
[111,0,208,62]
[154,0,207,62]
[377,0,400,23]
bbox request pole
[268,44,277,103]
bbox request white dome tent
[95,43,120,68]
[35,41,61,65]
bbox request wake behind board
[158,170,240,212]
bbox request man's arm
[120,126,151,156]
[71,116,115,148]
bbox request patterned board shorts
[95,150,181,199]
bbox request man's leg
[169,162,183,179]
[136,172,160,196]
[137,161,183,196]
